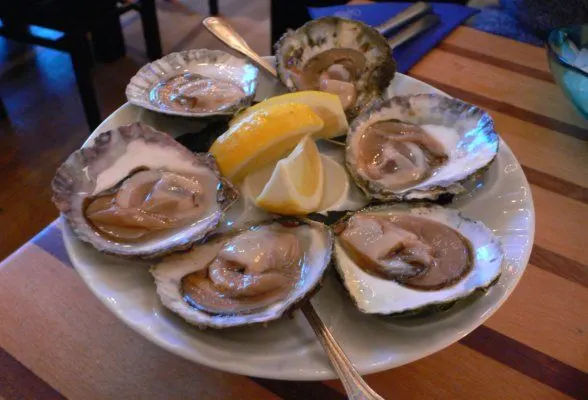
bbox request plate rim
[64,73,535,380]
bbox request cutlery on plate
[301,303,385,400]
[388,14,440,49]
[202,16,385,400]
[202,16,276,76]
[375,1,432,36]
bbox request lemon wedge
[229,91,348,139]
[255,136,324,215]
[244,154,349,213]
[209,102,324,182]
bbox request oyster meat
[151,74,246,113]
[151,219,333,328]
[346,94,499,201]
[126,49,258,117]
[333,205,503,315]
[52,123,238,258]
[275,17,396,120]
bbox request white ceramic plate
[63,69,535,380]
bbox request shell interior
[275,17,396,119]
[151,219,333,328]
[126,49,259,117]
[346,94,499,200]
[333,205,503,315]
[52,123,238,258]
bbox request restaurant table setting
[1,2,587,399]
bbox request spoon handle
[202,16,278,77]
[301,303,385,400]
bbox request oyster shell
[275,17,396,120]
[333,204,503,315]
[151,218,333,328]
[52,122,238,258]
[346,94,499,201]
[126,49,258,117]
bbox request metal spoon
[202,17,277,78]
[202,16,384,400]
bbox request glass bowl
[547,25,588,119]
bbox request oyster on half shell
[346,94,499,201]
[151,218,333,328]
[52,123,238,258]
[275,17,396,120]
[332,204,503,315]
[126,49,258,117]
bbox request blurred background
[0,0,270,260]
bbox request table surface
[1,26,587,400]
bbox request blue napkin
[308,3,478,73]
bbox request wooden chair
[209,0,219,15]
[0,96,6,120]
[0,0,163,130]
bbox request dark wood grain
[0,347,65,400]
[412,75,588,140]
[251,378,346,400]
[442,26,553,78]
[460,325,588,400]
[523,166,588,204]
[530,245,588,288]
[439,43,555,83]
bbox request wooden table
[1,27,587,399]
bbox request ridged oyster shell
[275,17,396,120]
[126,49,258,117]
[333,204,503,315]
[346,94,499,201]
[52,122,238,258]
[151,218,333,329]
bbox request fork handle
[202,16,278,77]
[301,303,385,400]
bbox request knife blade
[375,2,432,36]
[388,14,441,50]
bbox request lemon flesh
[244,154,349,213]
[255,136,324,215]
[229,91,348,139]
[209,102,324,182]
